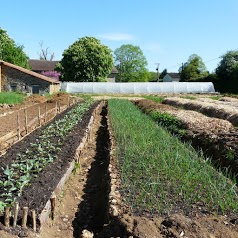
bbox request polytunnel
[60,82,215,94]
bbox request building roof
[111,66,118,74]
[28,59,59,71]
[167,73,180,78]
[29,59,118,74]
[0,60,60,84]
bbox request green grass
[143,95,165,103]
[0,92,25,104]
[181,95,197,100]
[108,99,238,215]
[209,95,222,100]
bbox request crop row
[108,99,238,215]
[0,99,93,212]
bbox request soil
[0,97,238,238]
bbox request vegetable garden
[0,94,238,238]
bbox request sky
[0,0,238,73]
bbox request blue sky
[0,0,238,73]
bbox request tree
[159,68,167,80]
[148,71,159,82]
[114,44,149,82]
[215,50,238,93]
[0,28,29,68]
[56,36,114,82]
[38,41,55,61]
[179,54,208,81]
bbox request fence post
[17,112,21,140]
[24,109,28,134]
[38,106,41,126]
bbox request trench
[72,105,130,238]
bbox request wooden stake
[22,207,28,228]
[38,106,41,126]
[31,210,36,232]
[17,112,20,140]
[50,194,56,220]
[68,96,70,107]
[55,101,58,115]
[44,105,47,123]
[24,109,28,134]
[58,102,61,113]
[4,207,10,227]
[13,202,19,227]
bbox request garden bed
[0,99,100,234]
[163,96,238,126]
[134,99,238,178]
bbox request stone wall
[2,65,51,94]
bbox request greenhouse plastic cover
[61,82,215,94]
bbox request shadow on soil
[72,106,130,238]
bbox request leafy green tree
[114,44,149,82]
[0,28,29,68]
[179,54,208,81]
[56,36,114,82]
[215,50,238,93]
[148,71,159,82]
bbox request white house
[163,73,180,82]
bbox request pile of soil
[25,95,47,104]
[47,92,81,106]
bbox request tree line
[0,27,237,93]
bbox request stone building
[0,60,60,94]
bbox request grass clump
[143,95,165,103]
[108,99,238,215]
[210,95,222,100]
[150,111,185,136]
[0,92,25,104]
[181,95,197,100]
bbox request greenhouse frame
[61,82,215,94]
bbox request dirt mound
[25,95,47,104]
[47,92,79,105]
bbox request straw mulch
[163,97,238,127]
